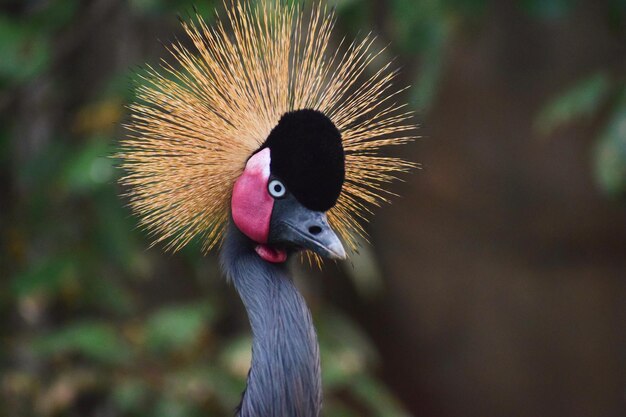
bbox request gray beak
[269,195,346,260]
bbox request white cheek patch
[245,147,271,178]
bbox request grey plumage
[220,223,322,417]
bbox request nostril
[308,225,322,235]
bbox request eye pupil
[269,179,286,198]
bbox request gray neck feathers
[220,223,322,417]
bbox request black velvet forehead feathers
[259,109,344,212]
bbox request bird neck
[220,223,322,417]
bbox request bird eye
[268,179,286,198]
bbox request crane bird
[118,1,415,416]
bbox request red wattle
[231,148,273,243]
[255,244,287,263]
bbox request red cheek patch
[231,148,274,243]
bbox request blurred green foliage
[532,1,626,196]
[0,15,50,85]
[535,70,626,196]
[520,0,577,20]
[594,92,626,196]
[534,72,612,136]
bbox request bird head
[231,110,346,263]
[117,2,416,262]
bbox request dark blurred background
[1,0,625,416]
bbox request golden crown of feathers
[118,0,416,255]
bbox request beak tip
[328,242,347,260]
